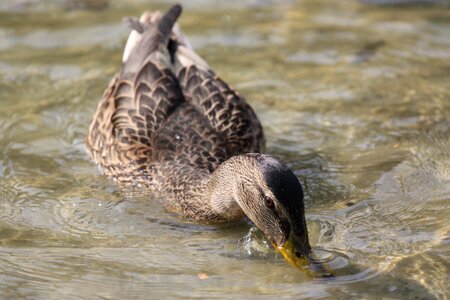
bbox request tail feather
[121,4,209,75]
[121,4,182,75]
[124,16,144,33]
[158,4,182,44]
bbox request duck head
[212,154,311,260]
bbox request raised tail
[158,4,182,44]
[121,4,182,75]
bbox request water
[1,0,449,299]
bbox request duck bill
[275,232,335,278]
[275,231,311,268]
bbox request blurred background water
[0,0,449,299]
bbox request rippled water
[1,0,449,299]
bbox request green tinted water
[1,0,449,299]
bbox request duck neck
[177,157,247,223]
[207,160,246,222]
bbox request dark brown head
[232,153,311,258]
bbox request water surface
[0,0,449,299]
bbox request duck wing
[177,65,265,157]
[86,5,185,184]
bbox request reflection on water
[0,0,449,299]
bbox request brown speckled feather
[177,65,264,155]
[86,5,265,219]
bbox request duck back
[86,5,264,193]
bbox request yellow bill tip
[274,234,308,269]
[275,233,335,278]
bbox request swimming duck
[86,4,311,261]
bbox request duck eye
[264,197,274,208]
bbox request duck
[86,4,311,263]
